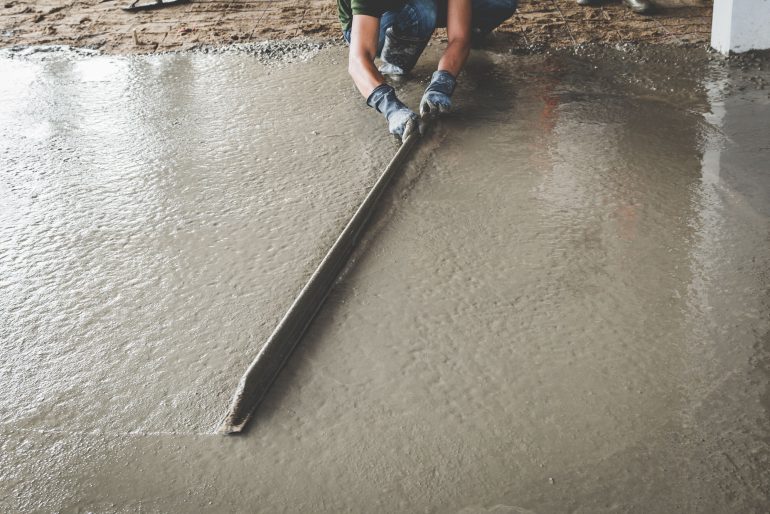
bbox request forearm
[437,37,471,77]
[348,51,386,98]
[421,26,469,116]
[439,0,471,77]
[347,14,386,98]
[347,15,418,139]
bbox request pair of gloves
[366,70,456,140]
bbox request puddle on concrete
[1,45,769,512]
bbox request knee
[497,0,518,15]
[477,0,517,15]
[409,0,438,39]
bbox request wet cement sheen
[1,45,769,512]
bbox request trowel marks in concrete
[2,45,770,512]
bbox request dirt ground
[0,0,712,54]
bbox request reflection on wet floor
[0,49,396,434]
[0,46,768,512]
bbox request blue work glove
[420,70,457,117]
[367,84,419,140]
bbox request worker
[576,0,653,15]
[339,0,518,139]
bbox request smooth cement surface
[1,45,769,512]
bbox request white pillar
[711,0,770,54]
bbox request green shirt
[337,0,405,31]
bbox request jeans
[343,0,518,55]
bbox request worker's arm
[348,15,419,139]
[438,0,472,76]
[348,14,385,97]
[421,0,471,116]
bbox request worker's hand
[420,70,457,117]
[387,108,420,140]
[367,84,420,140]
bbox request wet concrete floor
[1,44,769,512]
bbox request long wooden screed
[218,128,423,434]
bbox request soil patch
[0,0,712,54]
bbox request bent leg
[471,0,517,36]
[378,0,438,52]
[378,0,438,73]
[343,0,436,56]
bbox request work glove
[367,83,420,140]
[420,70,457,117]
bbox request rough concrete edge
[0,37,339,64]
[1,35,768,65]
